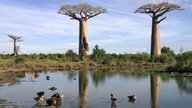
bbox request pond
[0,69,192,108]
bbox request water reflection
[111,103,117,108]
[79,68,89,108]
[91,70,106,87]
[128,99,136,104]
[175,77,192,94]
[150,74,161,108]
[0,72,24,86]
[1,70,192,108]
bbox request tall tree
[8,35,23,56]
[58,3,107,60]
[135,2,183,58]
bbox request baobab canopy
[58,3,107,21]
[135,2,183,21]
[58,3,107,60]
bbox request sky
[0,0,192,54]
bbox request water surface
[0,69,192,108]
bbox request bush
[130,53,150,63]
[90,45,106,63]
[65,50,79,62]
[102,54,116,65]
[15,56,25,63]
[155,54,176,65]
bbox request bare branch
[58,3,107,21]
[8,34,23,42]
[157,16,166,23]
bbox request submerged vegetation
[0,45,191,73]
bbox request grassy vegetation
[0,45,191,73]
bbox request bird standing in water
[52,93,64,101]
[34,96,45,103]
[46,97,57,106]
[37,91,45,97]
[34,91,45,103]
[111,94,117,103]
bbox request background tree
[65,49,79,62]
[161,46,175,56]
[91,45,106,63]
[8,35,23,56]
[58,3,107,60]
[135,2,183,58]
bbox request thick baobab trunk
[151,18,161,57]
[79,19,89,60]
[13,40,17,56]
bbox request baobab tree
[58,3,107,60]
[8,35,23,56]
[135,2,183,58]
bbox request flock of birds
[32,75,64,107]
[34,92,136,106]
[31,75,137,107]
[34,91,64,106]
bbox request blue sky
[0,0,191,54]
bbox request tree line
[1,45,191,72]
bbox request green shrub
[90,45,106,63]
[155,54,176,65]
[65,50,79,62]
[15,56,25,63]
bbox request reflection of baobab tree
[175,77,192,94]
[150,74,161,108]
[79,68,89,108]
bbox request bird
[52,93,64,100]
[37,91,45,97]
[49,86,57,91]
[30,75,35,81]
[46,76,50,80]
[60,93,64,99]
[128,95,137,100]
[46,97,57,106]
[34,95,45,103]
[111,94,117,103]
[34,91,45,103]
